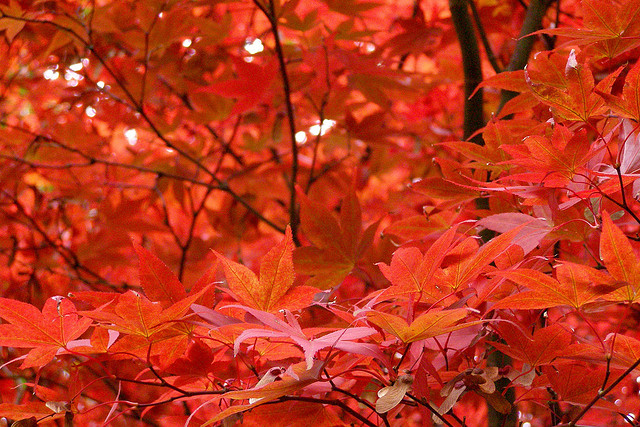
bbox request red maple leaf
[215,226,318,312]
[198,56,277,115]
[0,297,92,368]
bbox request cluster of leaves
[1,0,640,425]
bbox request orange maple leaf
[492,263,614,310]
[215,226,318,312]
[600,212,640,303]
[366,308,473,343]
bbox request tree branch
[498,0,551,112]
[567,357,640,426]
[0,12,285,235]
[448,0,484,144]
[468,0,502,73]
[253,0,301,245]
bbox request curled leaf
[45,401,70,413]
[438,367,506,417]
[376,374,413,413]
[436,384,466,420]
[249,367,285,404]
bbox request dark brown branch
[324,370,388,426]
[253,0,301,245]
[448,0,484,144]
[468,0,502,73]
[498,0,551,112]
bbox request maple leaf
[4,0,640,423]
[538,0,640,58]
[605,333,640,371]
[492,263,614,310]
[240,401,344,426]
[0,297,92,368]
[381,9,443,59]
[614,121,640,177]
[230,305,383,369]
[378,226,458,302]
[410,159,481,203]
[477,70,528,95]
[600,212,640,303]
[596,62,640,122]
[437,225,525,291]
[79,285,209,364]
[81,289,204,338]
[525,49,606,121]
[294,191,379,289]
[344,110,397,145]
[198,56,277,115]
[134,243,187,305]
[0,0,27,42]
[323,0,382,15]
[249,366,287,404]
[215,226,318,311]
[477,213,552,254]
[366,308,473,343]
[382,213,449,242]
[75,249,213,361]
[0,402,58,423]
[491,323,571,367]
[544,363,607,405]
[437,119,526,176]
[501,125,598,187]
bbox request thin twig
[276,395,379,427]
[1,190,111,287]
[468,0,502,73]
[324,371,388,426]
[567,357,640,426]
[253,0,301,245]
[0,11,284,234]
[406,393,457,427]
